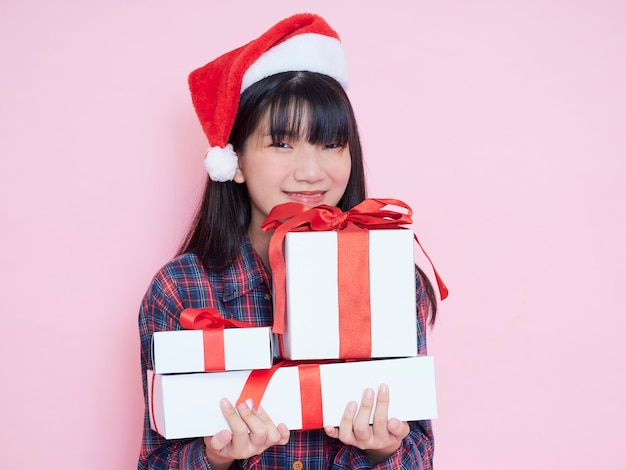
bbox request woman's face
[234,111,352,231]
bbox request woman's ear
[233,165,245,184]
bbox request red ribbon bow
[179,308,252,330]
[179,308,255,371]
[261,198,448,337]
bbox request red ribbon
[261,198,449,342]
[179,308,255,372]
[298,364,324,429]
[235,362,283,411]
[337,224,371,357]
[236,360,325,430]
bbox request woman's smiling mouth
[283,190,327,205]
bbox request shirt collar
[222,234,271,302]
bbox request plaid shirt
[138,235,434,469]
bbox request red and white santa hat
[188,13,350,182]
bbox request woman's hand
[324,384,410,465]
[203,398,290,470]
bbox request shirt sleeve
[331,420,433,469]
[137,268,214,470]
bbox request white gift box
[277,229,418,360]
[148,355,437,439]
[152,327,273,374]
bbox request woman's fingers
[233,400,291,448]
[328,384,409,455]
[371,384,391,437]
[324,425,339,439]
[250,404,284,445]
[204,396,293,467]
[276,422,291,445]
[387,418,410,440]
[220,398,250,437]
[234,401,268,447]
[337,400,358,443]
[207,398,291,461]
[205,429,233,453]
[352,388,375,441]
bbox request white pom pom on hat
[188,13,349,182]
[203,145,238,182]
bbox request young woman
[138,13,438,470]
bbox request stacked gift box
[149,199,445,439]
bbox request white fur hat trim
[204,144,238,182]
[241,33,349,92]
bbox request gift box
[148,355,437,439]
[152,328,273,374]
[261,199,448,361]
[152,308,273,373]
[277,228,419,360]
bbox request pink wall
[1,1,624,468]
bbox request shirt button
[292,461,303,470]
[264,293,272,301]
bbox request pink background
[1,1,624,468]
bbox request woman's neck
[247,222,272,271]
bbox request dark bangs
[266,77,353,146]
[230,71,354,152]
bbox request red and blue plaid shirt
[138,235,434,469]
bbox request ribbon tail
[434,270,448,300]
[236,361,285,410]
[431,268,449,301]
[413,234,448,301]
[268,226,288,335]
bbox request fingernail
[379,384,389,395]
[220,398,232,408]
[253,404,264,415]
[237,401,249,411]
[364,388,374,400]
[347,401,357,412]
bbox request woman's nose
[293,145,325,182]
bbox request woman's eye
[272,142,291,149]
[324,143,341,149]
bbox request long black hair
[177,71,437,323]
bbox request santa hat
[188,13,350,182]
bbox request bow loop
[179,308,252,331]
[261,198,413,235]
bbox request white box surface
[279,229,418,360]
[149,355,437,439]
[152,327,273,374]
